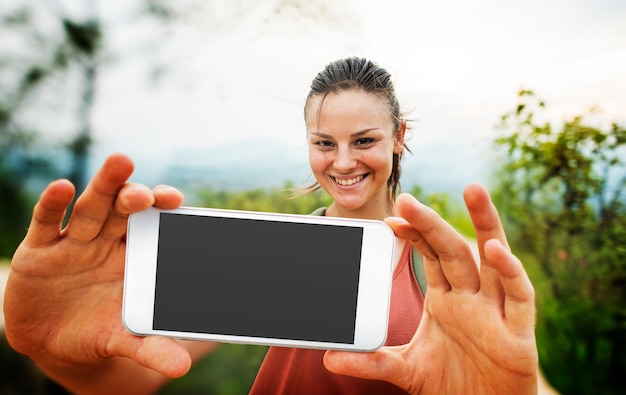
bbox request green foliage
[61,19,102,56]
[0,334,68,395]
[196,182,334,215]
[0,168,30,257]
[493,90,626,394]
[195,183,473,237]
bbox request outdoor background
[1,0,625,394]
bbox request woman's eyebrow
[309,128,380,139]
[309,132,332,138]
[351,128,379,137]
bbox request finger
[100,183,155,240]
[133,337,192,378]
[23,179,76,248]
[65,153,135,243]
[463,184,508,302]
[396,193,479,292]
[323,348,411,391]
[384,217,437,259]
[152,185,185,209]
[108,332,192,378]
[385,216,449,290]
[484,239,535,337]
[100,184,184,241]
[463,183,509,252]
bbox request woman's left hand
[323,183,538,395]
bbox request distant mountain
[160,139,312,191]
[400,141,493,198]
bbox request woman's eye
[315,140,334,148]
[356,137,375,145]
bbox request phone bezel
[123,206,395,351]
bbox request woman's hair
[303,56,410,200]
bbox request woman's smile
[330,174,368,187]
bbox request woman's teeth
[332,175,365,186]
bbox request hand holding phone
[123,207,396,351]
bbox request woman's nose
[333,146,357,173]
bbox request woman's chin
[331,198,368,214]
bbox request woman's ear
[393,121,407,154]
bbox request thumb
[323,348,407,386]
[110,333,192,378]
[135,336,192,377]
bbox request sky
[8,0,626,187]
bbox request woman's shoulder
[310,207,327,216]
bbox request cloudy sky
[28,0,626,182]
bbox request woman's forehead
[305,90,392,128]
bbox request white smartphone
[123,206,395,352]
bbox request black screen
[153,213,363,344]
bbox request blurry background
[1,0,625,394]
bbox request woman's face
[306,89,404,218]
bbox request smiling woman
[307,91,404,219]
[302,57,409,220]
[4,57,541,395]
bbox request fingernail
[385,216,407,224]
[398,192,420,205]
[154,184,178,193]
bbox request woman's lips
[330,174,367,186]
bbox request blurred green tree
[0,1,191,255]
[493,90,626,394]
[1,4,103,197]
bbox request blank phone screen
[153,213,363,344]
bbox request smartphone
[123,206,395,352]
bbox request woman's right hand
[4,153,192,393]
